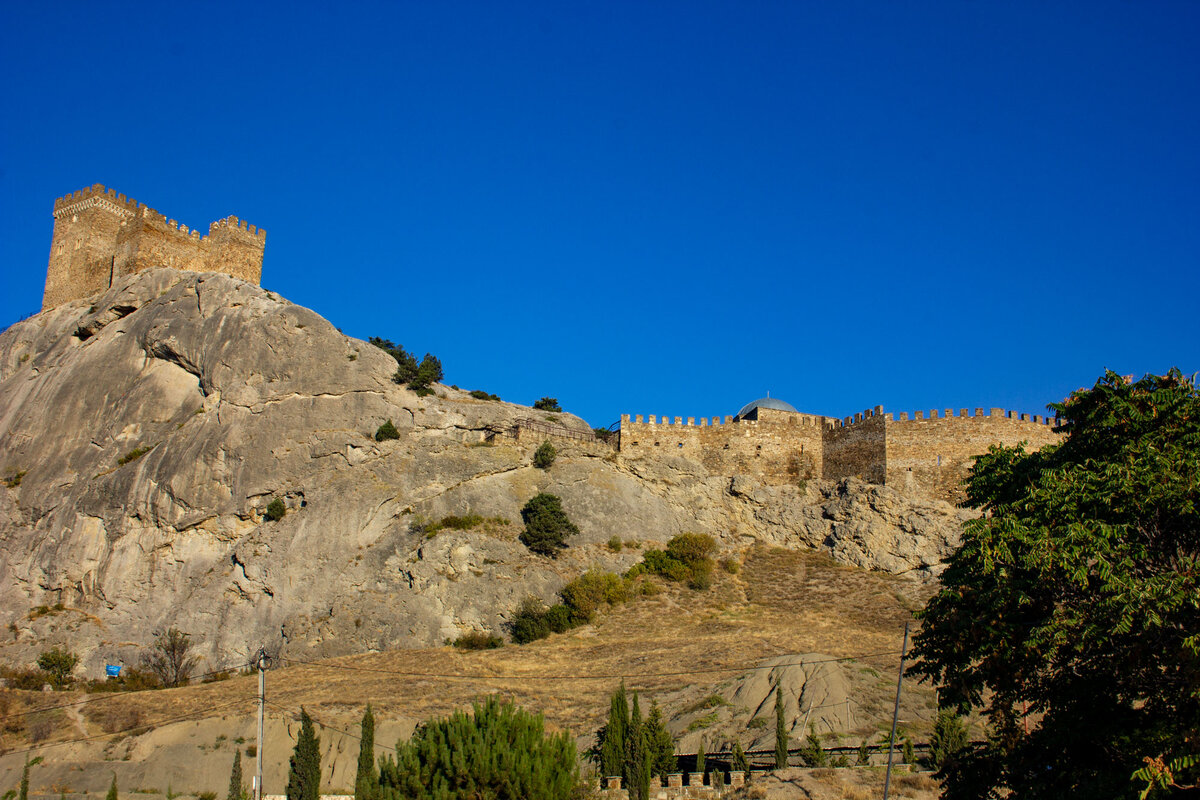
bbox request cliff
[0,269,969,676]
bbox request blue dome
[735,397,799,419]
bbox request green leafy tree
[644,701,676,779]
[533,397,562,412]
[412,354,443,391]
[626,693,651,800]
[508,596,552,644]
[355,705,380,800]
[36,647,78,687]
[695,738,706,775]
[929,710,968,772]
[227,749,245,800]
[106,775,117,800]
[518,493,578,557]
[377,695,578,800]
[532,441,556,469]
[142,628,199,687]
[286,709,321,800]
[374,420,400,442]
[910,370,1200,799]
[597,682,629,778]
[774,685,788,769]
[799,724,826,767]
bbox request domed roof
[735,397,799,419]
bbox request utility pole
[255,647,268,800]
[882,622,910,800]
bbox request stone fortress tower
[42,184,265,310]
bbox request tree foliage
[532,441,556,469]
[355,705,380,800]
[929,710,968,772]
[369,337,443,394]
[142,628,199,688]
[597,682,629,778]
[533,398,561,412]
[375,420,400,442]
[36,647,77,687]
[286,709,321,800]
[626,694,651,800]
[106,775,117,800]
[644,701,676,779]
[227,749,245,800]
[909,370,1200,799]
[774,685,788,769]
[694,737,705,775]
[377,695,578,800]
[518,493,578,557]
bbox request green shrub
[469,390,501,401]
[374,420,400,441]
[518,493,578,557]
[544,604,573,633]
[665,532,716,564]
[377,696,578,800]
[532,441,556,469]
[559,570,628,622]
[3,470,26,488]
[453,631,504,650]
[720,556,740,574]
[592,428,615,443]
[641,549,691,582]
[929,710,968,769]
[509,597,552,644]
[37,646,78,687]
[265,498,287,522]
[607,536,623,552]
[439,513,484,530]
[533,397,562,412]
[686,559,714,591]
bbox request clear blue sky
[2,2,1197,429]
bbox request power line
[0,661,254,722]
[276,650,904,682]
[1,695,255,759]
[263,700,399,756]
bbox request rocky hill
[0,269,968,677]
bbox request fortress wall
[619,409,822,484]
[822,409,887,484]
[885,408,1061,502]
[42,184,265,309]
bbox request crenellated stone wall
[43,184,265,309]
[619,403,1060,502]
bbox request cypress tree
[228,749,244,800]
[626,693,651,800]
[774,685,788,770]
[599,682,629,777]
[354,705,380,800]
[286,708,321,800]
[695,738,705,775]
[732,741,748,774]
[106,775,118,800]
[643,701,675,779]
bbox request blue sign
[105,664,122,677]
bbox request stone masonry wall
[618,403,1060,503]
[884,408,1060,503]
[619,407,824,486]
[823,408,888,485]
[43,184,265,309]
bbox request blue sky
[2,1,1197,429]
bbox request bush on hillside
[453,631,504,650]
[533,397,562,412]
[633,533,718,590]
[533,440,556,469]
[265,498,287,522]
[37,646,78,688]
[375,420,400,441]
[518,493,578,557]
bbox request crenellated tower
[43,184,266,310]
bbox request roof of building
[735,397,799,419]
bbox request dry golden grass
[11,545,937,749]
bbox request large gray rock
[0,269,966,676]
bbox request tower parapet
[43,184,266,310]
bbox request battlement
[42,185,266,310]
[619,399,1061,502]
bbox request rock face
[0,269,967,676]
